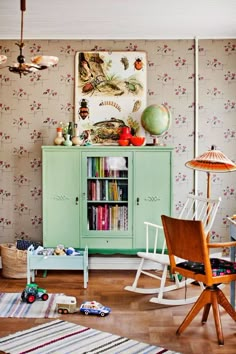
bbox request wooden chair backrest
[161,215,213,283]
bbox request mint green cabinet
[42,146,172,254]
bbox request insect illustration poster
[75,51,147,144]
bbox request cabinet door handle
[75,197,79,205]
[136,197,140,206]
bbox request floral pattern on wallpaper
[0,39,235,245]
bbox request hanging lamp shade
[0,0,59,78]
[0,55,7,65]
[185,145,236,173]
[31,56,59,67]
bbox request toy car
[56,295,78,314]
[21,283,49,304]
[79,301,111,316]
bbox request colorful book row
[88,204,128,231]
[87,179,128,201]
[87,157,128,178]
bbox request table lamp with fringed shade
[185,145,236,199]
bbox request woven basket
[0,243,27,279]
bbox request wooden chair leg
[177,286,236,346]
[211,291,224,345]
[202,303,211,323]
[216,288,236,321]
[177,289,211,335]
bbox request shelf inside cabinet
[87,156,128,178]
[87,178,128,202]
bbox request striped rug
[0,292,61,318]
[0,319,181,354]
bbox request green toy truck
[21,283,49,304]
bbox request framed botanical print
[75,51,147,144]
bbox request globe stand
[146,135,163,146]
[153,136,160,145]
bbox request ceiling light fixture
[1,0,59,77]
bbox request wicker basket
[0,243,27,278]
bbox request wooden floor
[0,269,236,354]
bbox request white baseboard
[88,256,159,270]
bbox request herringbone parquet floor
[0,269,235,354]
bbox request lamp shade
[31,56,59,67]
[185,145,236,173]
[0,55,7,65]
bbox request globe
[141,104,171,143]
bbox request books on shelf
[87,157,128,178]
[88,179,128,202]
[87,156,129,231]
[87,204,128,231]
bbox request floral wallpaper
[0,39,235,247]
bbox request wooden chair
[124,194,221,306]
[161,215,236,345]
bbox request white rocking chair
[124,194,221,306]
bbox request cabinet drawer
[81,237,132,249]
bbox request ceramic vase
[119,126,132,140]
[54,127,65,145]
[72,126,83,146]
[63,134,73,146]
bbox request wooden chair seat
[178,257,236,276]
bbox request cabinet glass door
[81,152,132,237]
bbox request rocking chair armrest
[144,221,163,230]
[208,241,236,248]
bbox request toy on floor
[80,301,111,316]
[21,283,49,304]
[55,295,111,316]
[56,295,78,314]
